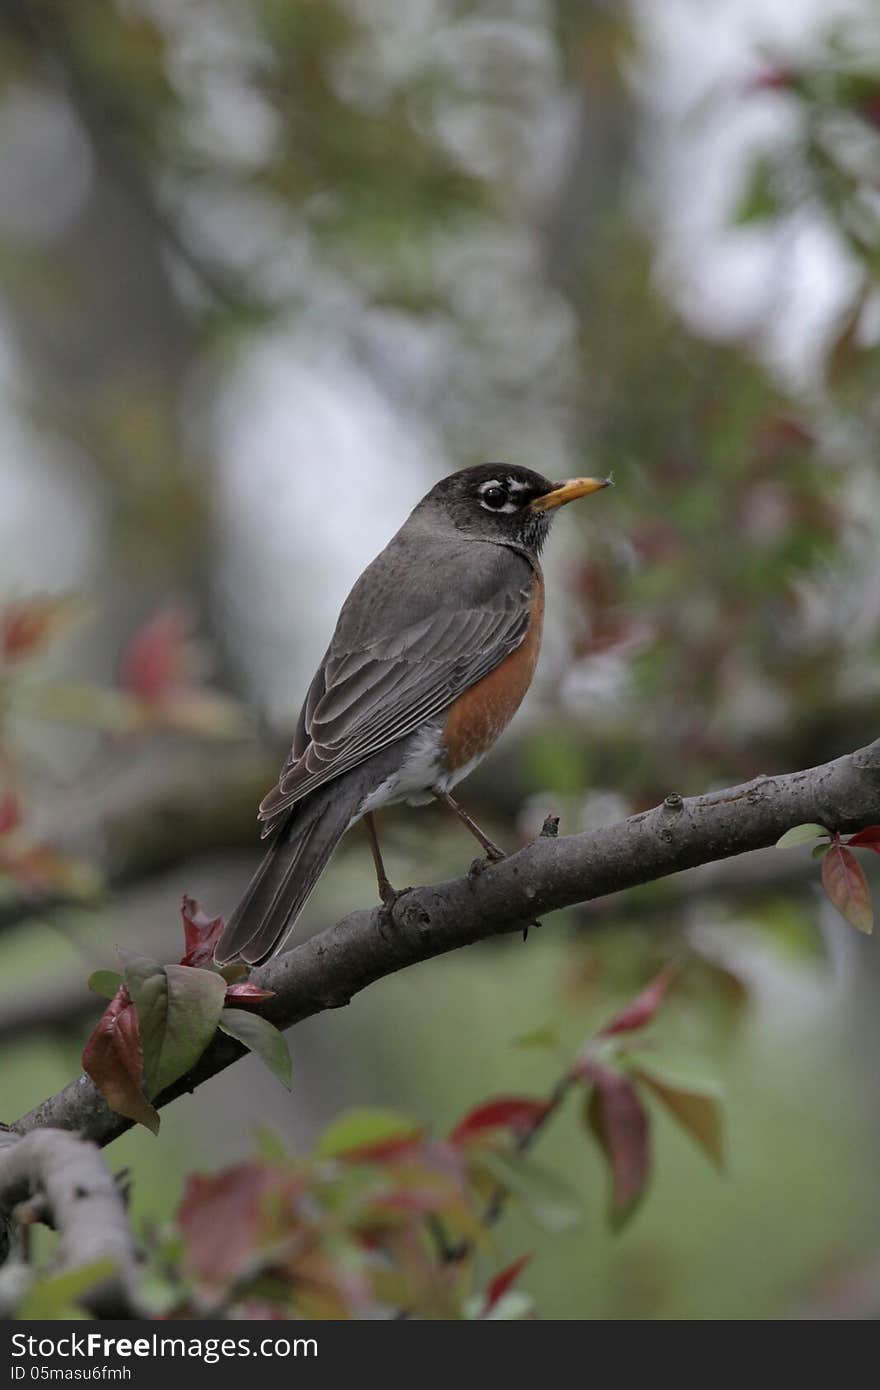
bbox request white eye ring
[478,480,517,513]
[478,483,517,517]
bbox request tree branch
[0,1129,139,1315]
[0,851,816,1046]
[10,738,880,1149]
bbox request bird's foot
[377,883,413,927]
[482,839,507,863]
[466,844,506,885]
[463,855,537,936]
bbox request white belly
[352,722,488,823]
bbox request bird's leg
[363,812,399,909]
[433,790,506,862]
[435,790,539,939]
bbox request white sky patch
[634,0,873,386]
[212,332,440,723]
[0,318,101,595]
[0,433,100,596]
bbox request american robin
[215,463,610,965]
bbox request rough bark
[0,1129,139,1315]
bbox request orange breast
[443,569,545,772]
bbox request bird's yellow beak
[529,476,613,512]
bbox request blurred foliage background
[2,0,880,1319]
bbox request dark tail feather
[215,796,352,966]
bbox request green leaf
[623,1048,722,1095]
[87,970,123,1000]
[17,1260,117,1319]
[776,823,830,848]
[218,1007,292,1089]
[630,1064,725,1170]
[254,1124,289,1163]
[733,156,780,225]
[125,958,227,1097]
[316,1108,420,1160]
[476,1148,583,1233]
[118,949,162,981]
[464,1289,534,1321]
[812,842,831,860]
[18,681,137,734]
[512,1021,561,1051]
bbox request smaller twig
[426,1214,466,1264]
[115,1167,132,1209]
[432,1068,579,1268]
[521,814,560,938]
[481,1072,578,1230]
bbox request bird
[214,463,611,966]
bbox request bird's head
[419,463,612,554]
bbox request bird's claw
[378,885,413,927]
[467,856,491,882]
[467,846,505,885]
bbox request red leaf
[178,1163,303,1290]
[373,1189,448,1214]
[2,606,49,660]
[483,1253,533,1316]
[371,1150,466,1213]
[224,982,276,1004]
[82,986,159,1134]
[597,966,677,1039]
[450,1097,550,1146]
[118,607,199,704]
[846,826,880,854]
[180,895,225,967]
[582,1061,651,1216]
[0,598,80,663]
[862,92,880,130]
[752,412,815,457]
[747,65,801,94]
[822,841,873,934]
[0,793,22,837]
[0,843,97,898]
[344,1132,427,1164]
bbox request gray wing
[259,536,534,831]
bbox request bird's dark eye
[482,485,507,509]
